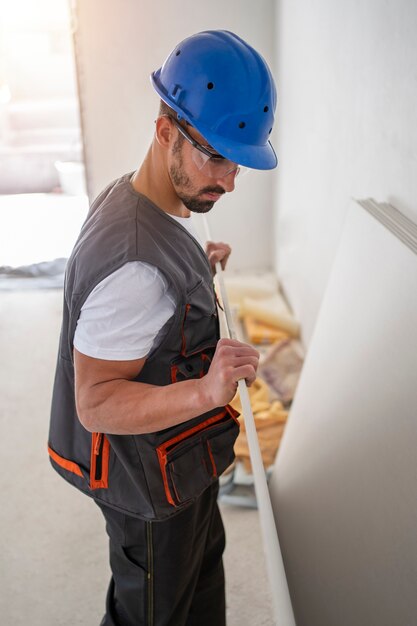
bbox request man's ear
[155,116,173,148]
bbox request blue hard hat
[151,30,277,170]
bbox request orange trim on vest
[225,403,240,423]
[156,446,176,506]
[171,364,179,384]
[200,352,212,378]
[201,352,212,364]
[207,441,218,478]
[48,445,83,478]
[89,432,110,490]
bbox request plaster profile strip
[358,198,417,255]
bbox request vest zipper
[94,432,104,481]
[90,432,109,489]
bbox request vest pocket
[170,348,214,383]
[156,407,239,507]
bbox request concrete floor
[0,289,274,625]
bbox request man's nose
[217,169,237,192]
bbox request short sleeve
[73,261,176,360]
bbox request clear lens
[235,165,249,177]
[191,148,240,178]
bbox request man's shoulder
[90,172,139,216]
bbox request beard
[169,139,225,213]
[175,189,217,213]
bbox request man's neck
[130,145,191,218]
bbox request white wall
[73,0,276,272]
[274,0,417,345]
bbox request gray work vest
[48,173,239,520]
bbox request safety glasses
[167,115,242,179]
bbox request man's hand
[199,338,260,408]
[205,241,232,275]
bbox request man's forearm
[76,377,214,435]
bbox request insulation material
[230,378,288,471]
[243,315,291,344]
[258,339,304,405]
[241,294,301,337]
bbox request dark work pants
[96,482,226,626]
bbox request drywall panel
[72,0,276,272]
[270,200,417,626]
[274,0,417,344]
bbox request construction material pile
[230,378,288,472]
[224,272,304,470]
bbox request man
[48,30,277,626]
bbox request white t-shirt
[73,214,203,360]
